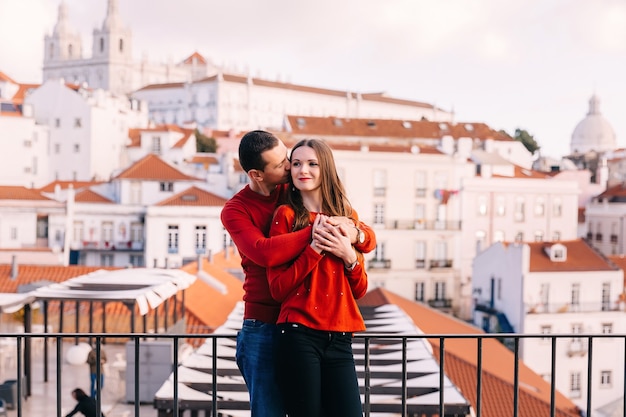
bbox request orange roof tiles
[0,186,51,201]
[284,115,510,141]
[180,51,208,65]
[114,154,199,181]
[75,189,114,204]
[38,180,102,193]
[0,71,17,83]
[528,239,616,272]
[155,186,227,207]
[179,248,244,331]
[0,264,118,293]
[359,288,581,417]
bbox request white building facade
[472,240,625,413]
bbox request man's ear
[248,169,263,182]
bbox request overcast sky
[1,0,625,158]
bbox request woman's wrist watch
[354,225,365,244]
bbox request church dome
[570,95,616,155]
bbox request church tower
[43,1,83,78]
[91,0,134,95]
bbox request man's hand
[326,216,357,244]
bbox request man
[86,345,107,399]
[221,130,375,417]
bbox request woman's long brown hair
[286,139,354,231]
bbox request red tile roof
[283,115,511,141]
[114,154,199,181]
[528,239,616,272]
[359,288,581,417]
[155,186,227,207]
[38,180,103,193]
[180,51,208,65]
[178,248,244,331]
[75,189,114,204]
[0,186,51,201]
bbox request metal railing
[0,332,625,417]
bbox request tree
[513,128,540,155]
[195,129,217,153]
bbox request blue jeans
[90,373,104,398]
[275,323,362,417]
[236,319,285,417]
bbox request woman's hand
[313,218,357,265]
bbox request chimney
[10,255,18,280]
[197,254,203,272]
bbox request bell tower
[91,0,134,94]
[43,1,83,73]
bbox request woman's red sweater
[268,205,367,333]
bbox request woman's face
[290,145,321,192]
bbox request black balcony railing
[1,332,624,417]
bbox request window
[571,283,580,310]
[434,281,446,300]
[24,140,32,147]
[37,216,48,239]
[100,37,104,52]
[130,181,141,204]
[10,227,17,240]
[415,282,425,302]
[130,222,143,242]
[415,241,426,268]
[601,323,613,334]
[414,204,426,229]
[152,136,162,154]
[534,230,544,242]
[540,283,550,309]
[373,203,385,225]
[167,225,179,253]
[119,38,124,52]
[514,197,525,222]
[475,230,486,252]
[373,243,386,261]
[54,144,61,154]
[73,221,84,242]
[552,231,561,241]
[602,282,611,311]
[570,372,581,398]
[534,197,545,216]
[129,255,144,267]
[540,325,552,342]
[515,232,524,242]
[55,118,60,128]
[571,323,582,343]
[74,144,80,153]
[74,118,82,128]
[553,198,562,217]
[600,370,612,387]
[159,182,174,192]
[414,171,427,197]
[495,196,506,216]
[477,196,487,216]
[101,222,113,243]
[195,225,207,253]
[373,169,387,196]
[100,254,114,266]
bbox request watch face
[358,230,365,244]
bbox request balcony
[1,331,613,417]
[567,338,588,357]
[525,301,624,314]
[429,259,453,269]
[368,259,391,269]
[77,240,145,251]
[385,219,461,231]
[427,298,453,309]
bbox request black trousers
[275,323,363,417]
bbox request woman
[65,388,104,417]
[268,138,368,417]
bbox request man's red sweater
[221,184,311,323]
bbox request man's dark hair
[238,130,279,173]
